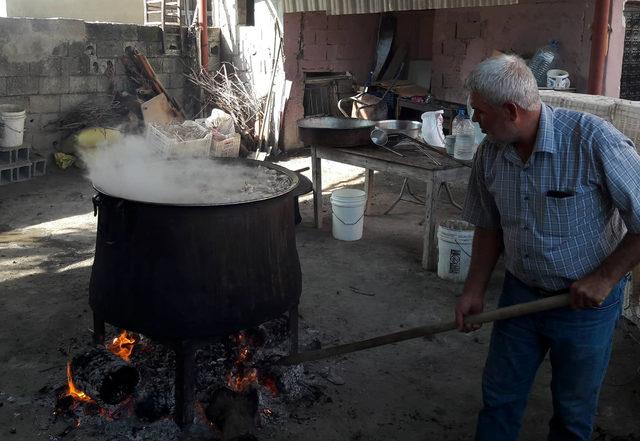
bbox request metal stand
[93,313,105,345]
[288,304,299,355]
[384,180,462,215]
[175,340,197,428]
[384,178,425,214]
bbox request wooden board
[141,93,180,125]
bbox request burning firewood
[70,346,139,407]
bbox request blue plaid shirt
[462,104,640,290]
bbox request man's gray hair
[465,54,541,111]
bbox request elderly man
[455,54,640,441]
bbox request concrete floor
[0,155,639,440]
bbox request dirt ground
[1,153,639,441]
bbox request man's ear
[503,102,518,121]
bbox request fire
[227,368,258,392]
[107,330,136,361]
[66,362,93,403]
[225,330,279,395]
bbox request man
[455,54,640,441]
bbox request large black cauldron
[89,159,311,339]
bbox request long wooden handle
[278,294,570,366]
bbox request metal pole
[588,0,612,95]
[198,0,209,69]
[92,313,105,346]
[289,304,299,355]
[175,340,197,428]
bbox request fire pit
[87,157,312,427]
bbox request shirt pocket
[539,189,598,237]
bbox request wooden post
[364,168,375,214]
[422,174,441,271]
[311,146,323,229]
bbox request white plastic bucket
[0,105,26,147]
[453,134,476,161]
[437,219,474,282]
[331,188,367,241]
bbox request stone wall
[0,17,213,160]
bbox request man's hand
[569,273,616,309]
[455,292,485,332]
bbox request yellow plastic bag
[54,152,76,170]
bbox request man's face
[469,92,518,144]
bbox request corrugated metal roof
[283,0,519,14]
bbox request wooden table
[311,144,471,271]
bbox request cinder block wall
[0,17,212,160]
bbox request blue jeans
[475,272,625,441]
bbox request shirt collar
[532,103,556,154]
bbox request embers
[50,316,315,440]
[225,330,279,396]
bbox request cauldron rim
[91,157,300,207]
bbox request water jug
[528,40,560,87]
[421,110,445,148]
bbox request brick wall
[0,17,213,160]
[431,0,595,103]
[282,12,379,150]
[282,10,436,150]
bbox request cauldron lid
[92,158,300,206]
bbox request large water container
[528,40,560,87]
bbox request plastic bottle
[452,109,476,160]
[528,40,560,87]
[466,96,486,146]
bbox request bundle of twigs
[188,63,264,147]
[50,94,129,131]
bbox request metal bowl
[375,120,422,138]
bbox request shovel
[277,293,570,366]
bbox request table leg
[422,175,441,271]
[364,169,375,214]
[311,146,323,229]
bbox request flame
[107,331,136,361]
[225,330,279,395]
[66,362,93,403]
[238,347,250,363]
[227,368,258,392]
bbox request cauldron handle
[292,173,312,197]
[92,194,101,217]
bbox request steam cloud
[80,135,293,205]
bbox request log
[71,346,139,406]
